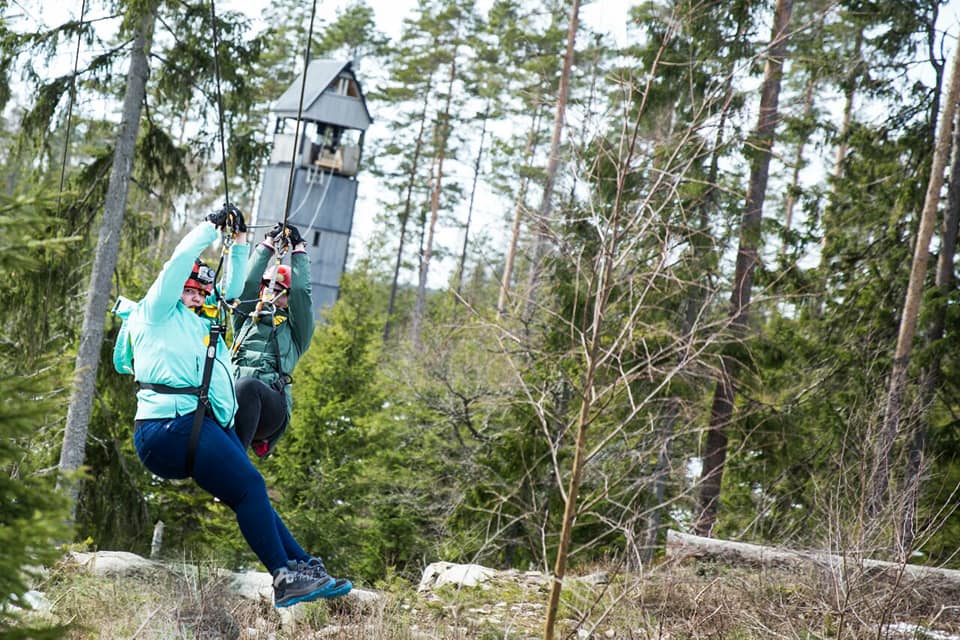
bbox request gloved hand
[207,203,246,232]
[284,223,303,246]
[267,222,303,247]
[229,204,247,233]
[206,205,230,229]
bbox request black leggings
[234,376,287,450]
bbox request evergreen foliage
[6,4,960,633]
[0,191,72,639]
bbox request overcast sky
[12,0,634,283]
[13,0,960,285]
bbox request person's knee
[235,376,260,397]
[238,467,268,501]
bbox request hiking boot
[287,557,352,599]
[272,567,335,608]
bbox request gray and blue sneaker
[272,567,336,608]
[288,557,352,598]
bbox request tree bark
[666,530,960,589]
[903,103,960,552]
[870,41,960,523]
[524,0,580,318]
[694,0,793,537]
[411,47,458,346]
[384,79,432,341]
[58,3,157,518]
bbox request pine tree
[0,190,71,639]
[375,0,471,340]
[694,0,794,537]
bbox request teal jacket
[127,222,248,428]
[231,244,314,416]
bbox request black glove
[207,203,246,232]
[267,222,303,247]
[206,205,229,229]
[266,222,284,241]
[229,205,247,233]
[284,223,303,246]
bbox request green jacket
[231,243,314,416]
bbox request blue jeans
[134,413,308,573]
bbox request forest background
[4,0,960,636]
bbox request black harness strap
[137,382,202,395]
[188,322,224,475]
[137,322,224,476]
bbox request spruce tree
[0,191,71,639]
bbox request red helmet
[262,264,291,292]
[184,259,215,294]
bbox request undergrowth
[14,555,960,639]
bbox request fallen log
[665,529,960,590]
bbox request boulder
[418,562,496,591]
[67,550,165,576]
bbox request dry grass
[19,555,960,639]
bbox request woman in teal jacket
[231,223,314,457]
[127,212,350,607]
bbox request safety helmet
[262,264,291,292]
[184,259,215,294]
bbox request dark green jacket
[231,244,314,416]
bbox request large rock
[418,562,496,591]
[67,550,165,576]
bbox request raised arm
[232,238,276,334]
[287,244,314,354]
[220,232,249,301]
[141,221,219,321]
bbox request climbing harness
[123,0,322,471]
[119,211,243,475]
[175,0,241,474]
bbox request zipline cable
[280,0,319,236]
[56,0,88,217]
[250,0,319,324]
[208,0,231,209]
[206,0,245,326]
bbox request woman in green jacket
[232,223,314,457]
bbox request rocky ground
[11,547,960,639]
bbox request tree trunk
[542,356,598,640]
[384,80,432,341]
[869,42,960,524]
[497,104,544,317]
[411,49,457,346]
[58,3,157,518]
[524,0,580,318]
[665,530,960,589]
[903,103,960,552]
[694,0,793,537]
[455,103,489,299]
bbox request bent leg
[234,376,264,449]
[190,418,290,572]
[235,377,286,449]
